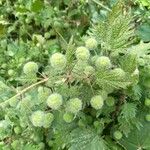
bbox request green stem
[91,0,111,12]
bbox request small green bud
[63,112,74,123]
[113,130,122,140]
[138,58,145,66]
[78,119,86,127]
[23,61,38,74]
[93,121,100,128]
[75,46,90,61]
[14,126,22,134]
[8,69,14,76]
[90,95,104,110]
[111,68,125,79]
[43,113,54,128]
[145,114,150,122]
[30,110,45,127]
[85,37,98,50]
[48,140,53,147]
[50,53,67,70]
[66,98,82,114]
[11,140,20,149]
[105,96,115,107]
[72,61,88,77]
[44,32,51,39]
[38,142,45,149]
[144,98,150,107]
[84,65,95,76]
[0,120,9,129]
[95,56,111,69]
[47,93,63,110]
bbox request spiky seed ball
[0,120,9,129]
[50,53,67,70]
[105,96,115,107]
[8,69,14,76]
[95,56,111,69]
[144,98,150,107]
[145,114,150,122]
[63,112,74,123]
[66,98,82,114]
[14,126,22,134]
[111,68,125,79]
[30,111,44,127]
[90,95,104,110]
[47,93,63,110]
[93,121,100,128]
[43,113,54,128]
[11,140,20,150]
[84,66,95,76]
[113,130,122,140]
[85,37,98,50]
[38,142,45,149]
[75,46,90,61]
[23,61,38,74]
[78,119,86,127]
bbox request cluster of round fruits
[30,111,54,128]
[21,37,125,127]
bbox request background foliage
[0,0,150,150]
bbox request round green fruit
[111,68,125,79]
[84,65,95,76]
[85,37,98,50]
[66,98,82,114]
[145,114,150,122]
[43,113,54,128]
[113,130,122,140]
[78,119,86,127]
[8,69,14,76]
[50,53,67,70]
[90,95,104,110]
[63,112,74,123]
[48,140,53,147]
[44,32,51,39]
[38,142,45,149]
[30,110,45,127]
[95,56,111,69]
[145,98,150,107]
[23,61,38,74]
[47,93,63,110]
[75,46,90,61]
[93,121,100,128]
[14,126,22,134]
[105,96,115,107]
[11,140,20,149]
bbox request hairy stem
[91,0,111,11]
[0,77,49,107]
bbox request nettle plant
[0,2,150,150]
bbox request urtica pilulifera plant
[0,1,150,150]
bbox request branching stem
[91,0,111,11]
[0,78,49,107]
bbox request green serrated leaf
[119,120,150,150]
[68,128,108,150]
[96,70,131,90]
